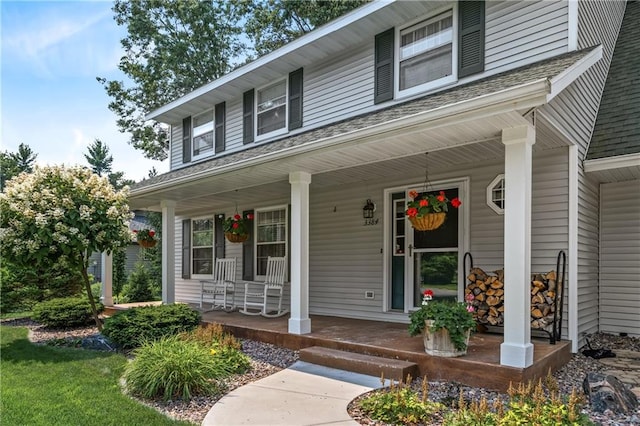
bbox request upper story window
[255,206,287,277]
[192,217,214,276]
[192,111,214,158]
[397,9,456,97]
[257,80,287,137]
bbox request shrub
[32,297,104,328]
[180,324,250,374]
[122,263,154,303]
[443,375,592,426]
[360,376,443,425]
[102,303,201,349]
[124,335,231,401]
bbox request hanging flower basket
[225,232,248,243]
[409,212,447,231]
[138,239,157,248]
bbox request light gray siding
[168,0,576,172]
[542,0,626,158]
[577,170,600,340]
[599,180,640,337]
[485,0,569,74]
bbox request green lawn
[0,325,192,426]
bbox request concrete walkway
[202,361,385,425]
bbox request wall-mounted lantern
[363,199,376,219]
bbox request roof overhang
[584,152,640,182]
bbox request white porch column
[500,125,535,368]
[161,201,176,304]
[288,171,312,334]
[100,252,113,306]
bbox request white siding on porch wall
[599,180,640,337]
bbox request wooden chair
[241,256,288,317]
[200,257,237,312]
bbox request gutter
[584,152,640,172]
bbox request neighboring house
[90,211,152,282]
[126,0,638,369]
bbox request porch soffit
[130,48,598,212]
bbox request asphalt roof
[586,0,640,160]
[133,48,593,191]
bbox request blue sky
[1,1,169,182]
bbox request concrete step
[299,346,418,381]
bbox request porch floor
[199,309,572,392]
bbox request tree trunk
[81,266,103,331]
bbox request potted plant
[408,289,476,357]
[405,190,462,231]
[223,213,254,243]
[133,229,156,248]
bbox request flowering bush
[133,229,156,243]
[408,289,476,351]
[0,165,133,329]
[405,190,461,218]
[222,213,254,236]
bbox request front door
[406,185,461,308]
[388,182,465,311]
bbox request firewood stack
[465,267,560,330]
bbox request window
[192,218,214,275]
[193,111,214,157]
[257,80,287,137]
[398,9,455,96]
[255,206,287,276]
[487,174,505,215]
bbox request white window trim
[192,109,215,162]
[254,204,288,280]
[486,174,505,215]
[255,78,288,142]
[191,216,215,279]
[394,4,458,100]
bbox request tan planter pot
[423,320,471,357]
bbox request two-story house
[125,0,638,370]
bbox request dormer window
[192,111,214,158]
[257,79,287,137]
[397,9,456,97]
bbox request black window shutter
[181,219,191,279]
[288,68,303,130]
[242,209,254,280]
[458,0,485,78]
[374,28,394,104]
[182,117,192,163]
[214,214,225,259]
[214,102,226,153]
[242,90,254,144]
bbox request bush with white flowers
[0,166,133,328]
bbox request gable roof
[132,47,599,194]
[586,0,640,160]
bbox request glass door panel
[413,251,458,307]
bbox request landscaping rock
[583,372,639,414]
[81,334,116,351]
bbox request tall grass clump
[360,375,444,425]
[180,323,251,374]
[124,335,232,401]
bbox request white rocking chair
[241,256,288,317]
[200,257,237,312]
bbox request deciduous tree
[0,166,133,329]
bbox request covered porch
[199,309,572,392]
[123,48,603,371]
